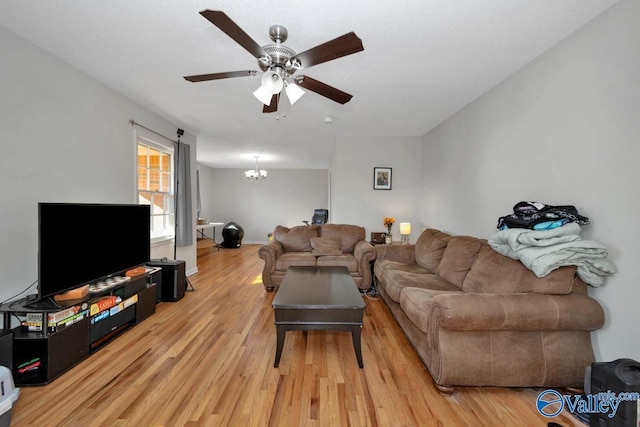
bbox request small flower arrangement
[383,217,395,234]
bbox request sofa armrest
[258,241,283,291]
[431,293,604,332]
[353,240,376,288]
[354,239,376,266]
[258,240,283,262]
[374,244,416,264]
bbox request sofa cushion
[316,254,358,273]
[376,259,428,276]
[414,229,452,272]
[310,236,342,256]
[462,244,578,295]
[275,252,317,270]
[399,287,462,335]
[435,236,484,289]
[384,270,459,303]
[274,225,319,252]
[319,224,365,253]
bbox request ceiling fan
[184,10,364,113]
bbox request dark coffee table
[272,266,365,368]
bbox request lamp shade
[261,71,284,94]
[399,223,411,235]
[253,86,273,106]
[285,82,305,105]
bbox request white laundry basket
[0,366,19,427]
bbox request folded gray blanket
[488,224,615,286]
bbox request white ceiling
[0,0,618,169]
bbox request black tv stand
[0,268,161,386]
[24,296,64,311]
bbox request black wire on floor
[364,275,380,300]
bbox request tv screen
[38,203,151,301]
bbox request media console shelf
[0,268,161,386]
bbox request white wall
[0,27,198,307]
[331,136,423,240]
[197,165,328,243]
[421,0,640,361]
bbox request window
[137,135,174,241]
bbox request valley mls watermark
[536,389,640,419]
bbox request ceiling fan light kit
[183,10,364,114]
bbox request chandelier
[245,156,267,180]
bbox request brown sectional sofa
[258,224,377,291]
[374,228,604,393]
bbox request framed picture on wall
[373,167,392,190]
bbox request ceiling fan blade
[199,10,268,59]
[295,76,353,104]
[294,32,364,68]
[263,94,278,113]
[184,70,258,82]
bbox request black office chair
[303,209,329,225]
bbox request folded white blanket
[489,222,583,254]
[488,224,615,286]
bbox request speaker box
[589,358,640,427]
[0,330,13,370]
[146,259,186,302]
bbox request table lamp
[400,222,411,244]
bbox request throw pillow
[274,225,319,252]
[310,236,342,256]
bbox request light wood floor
[12,245,584,426]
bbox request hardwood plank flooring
[11,245,585,426]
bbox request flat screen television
[38,202,151,302]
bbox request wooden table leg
[352,325,363,368]
[274,325,286,367]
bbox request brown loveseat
[374,228,604,393]
[258,224,376,292]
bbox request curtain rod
[129,119,180,145]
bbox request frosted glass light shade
[285,83,305,105]
[261,71,283,94]
[253,86,273,106]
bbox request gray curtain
[175,141,193,247]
